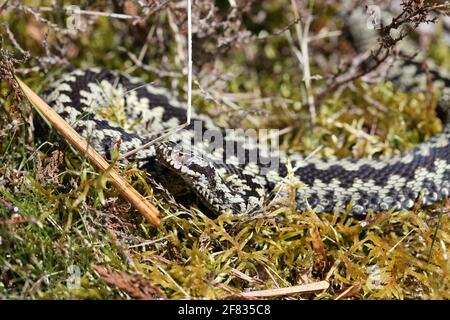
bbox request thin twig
[119,47,183,78]
[318,1,450,103]
[37,6,142,22]
[235,281,329,298]
[13,75,161,227]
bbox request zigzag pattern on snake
[41,11,450,217]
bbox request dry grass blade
[334,283,362,300]
[13,76,161,227]
[94,266,167,300]
[236,281,330,298]
[0,0,9,13]
[230,268,265,285]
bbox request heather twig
[318,0,450,102]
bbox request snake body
[42,14,450,217]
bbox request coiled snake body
[42,19,450,217]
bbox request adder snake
[42,9,450,217]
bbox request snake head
[155,141,263,215]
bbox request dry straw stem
[14,76,161,227]
[236,280,330,298]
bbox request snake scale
[42,9,450,218]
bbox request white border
[187,0,192,124]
